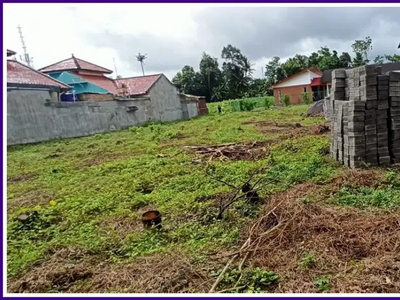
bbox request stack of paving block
[331,69,346,101]
[389,71,400,162]
[329,65,400,168]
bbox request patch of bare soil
[243,120,330,138]
[74,153,137,170]
[99,205,158,240]
[8,172,38,184]
[213,173,400,293]
[184,141,271,161]
[7,190,55,214]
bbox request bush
[229,97,275,112]
[283,94,290,107]
[301,92,311,104]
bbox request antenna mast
[113,57,119,78]
[17,25,32,67]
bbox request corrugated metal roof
[115,74,162,96]
[7,60,70,89]
[39,55,113,74]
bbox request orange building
[270,67,330,106]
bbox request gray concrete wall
[7,89,153,145]
[148,75,184,122]
[187,102,198,119]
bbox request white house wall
[274,70,322,88]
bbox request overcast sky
[4,4,400,80]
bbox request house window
[303,87,307,93]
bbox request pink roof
[7,60,70,89]
[115,74,162,96]
[75,73,118,94]
[39,55,113,74]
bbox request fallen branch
[216,285,247,293]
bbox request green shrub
[314,275,331,292]
[301,92,312,105]
[283,94,290,107]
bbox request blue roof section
[49,72,110,94]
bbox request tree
[384,54,400,63]
[221,44,253,99]
[339,52,352,68]
[352,52,365,67]
[247,78,271,97]
[308,52,320,68]
[374,55,385,64]
[135,53,147,76]
[199,52,222,102]
[172,65,202,96]
[265,57,285,85]
[351,36,373,64]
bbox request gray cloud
[85,30,204,76]
[193,7,400,60]
[83,7,400,78]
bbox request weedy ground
[7,100,400,293]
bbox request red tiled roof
[310,77,324,86]
[39,55,113,74]
[75,73,118,94]
[115,74,162,96]
[7,60,70,89]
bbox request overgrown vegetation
[283,94,290,107]
[230,97,275,112]
[172,37,400,103]
[7,104,400,293]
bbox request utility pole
[261,67,264,79]
[17,25,32,67]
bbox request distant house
[270,67,327,105]
[38,54,118,102]
[7,59,70,99]
[115,74,187,121]
[115,74,207,121]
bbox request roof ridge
[38,57,74,72]
[115,74,162,81]
[74,56,113,73]
[72,54,81,69]
[8,60,71,89]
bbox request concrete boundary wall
[7,89,199,146]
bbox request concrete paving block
[389,72,400,81]
[332,69,346,79]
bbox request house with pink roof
[115,73,193,121]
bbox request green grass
[7,102,400,291]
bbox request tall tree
[221,44,253,99]
[352,52,365,67]
[199,52,222,102]
[135,53,147,76]
[339,52,352,68]
[265,56,285,85]
[351,36,373,64]
[172,65,202,96]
